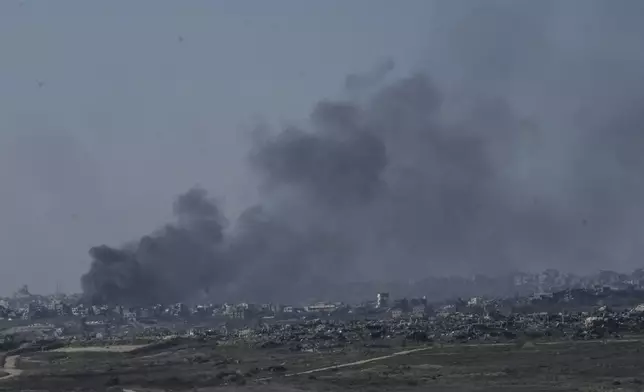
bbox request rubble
[5,280,644,352]
[186,306,644,351]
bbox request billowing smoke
[82,188,230,304]
[82,0,644,305]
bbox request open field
[51,344,146,353]
[2,339,644,391]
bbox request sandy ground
[0,344,146,382]
[0,356,23,380]
[51,344,146,353]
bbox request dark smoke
[250,104,388,206]
[82,188,230,304]
[82,0,644,305]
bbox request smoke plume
[81,0,644,304]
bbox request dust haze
[80,0,644,304]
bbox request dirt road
[254,346,433,382]
[287,346,432,377]
[0,355,22,380]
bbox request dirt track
[255,346,434,382]
[0,356,22,380]
[287,346,432,377]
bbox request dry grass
[2,339,644,391]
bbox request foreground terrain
[3,338,644,391]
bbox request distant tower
[377,292,390,308]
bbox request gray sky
[0,1,432,294]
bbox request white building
[305,302,337,313]
[377,293,390,308]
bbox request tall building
[376,292,389,308]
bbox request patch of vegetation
[2,339,644,391]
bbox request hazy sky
[4,1,644,298]
[0,1,432,294]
